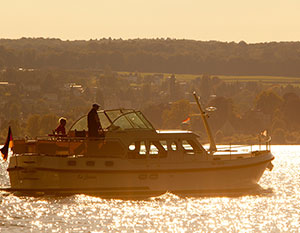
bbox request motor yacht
[5,93,274,197]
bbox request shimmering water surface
[1,146,300,232]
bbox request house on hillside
[63,83,84,96]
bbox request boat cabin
[13,109,207,159]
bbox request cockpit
[69,109,155,135]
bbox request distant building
[64,83,84,96]
[151,74,163,85]
[124,75,138,82]
[0,81,16,87]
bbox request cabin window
[139,141,146,155]
[149,141,167,158]
[159,140,168,151]
[128,141,146,158]
[168,141,178,151]
[129,142,136,151]
[128,141,167,158]
[182,140,195,155]
[149,143,159,155]
[187,140,202,153]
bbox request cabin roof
[157,130,193,134]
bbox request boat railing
[214,135,271,159]
[13,135,126,158]
[14,135,106,141]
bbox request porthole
[105,161,114,167]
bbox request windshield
[69,109,154,132]
[111,111,154,130]
[105,109,133,122]
[112,112,145,130]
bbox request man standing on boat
[87,103,103,137]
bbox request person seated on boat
[54,117,67,136]
[87,103,104,137]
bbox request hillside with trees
[1,38,300,76]
[1,38,300,144]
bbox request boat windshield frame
[110,111,155,130]
[68,109,155,132]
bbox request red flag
[1,127,13,161]
[182,117,191,124]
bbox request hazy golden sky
[1,0,299,43]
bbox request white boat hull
[7,152,274,197]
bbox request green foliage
[207,97,236,131]
[141,103,168,129]
[281,92,300,130]
[1,45,300,144]
[39,114,59,136]
[255,90,283,115]
[26,115,41,137]
[272,128,286,144]
[7,103,21,120]
[1,38,300,76]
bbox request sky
[1,0,300,43]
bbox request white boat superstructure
[5,94,274,197]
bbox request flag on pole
[261,130,268,137]
[182,117,191,124]
[0,127,13,161]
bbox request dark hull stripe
[7,158,274,173]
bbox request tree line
[1,38,300,76]
[1,67,300,144]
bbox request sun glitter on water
[1,145,300,232]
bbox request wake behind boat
[2,93,274,198]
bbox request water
[0,145,299,232]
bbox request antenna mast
[193,92,217,154]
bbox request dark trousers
[88,129,100,137]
